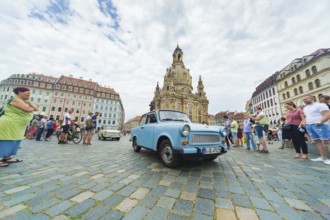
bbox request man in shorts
[302,95,330,164]
[230,116,239,147]
[250,107,269,153]
[59,109,73,144]
[83,112,94,145]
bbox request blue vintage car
[130,110,228,168]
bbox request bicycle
[57,124,83,144]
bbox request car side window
[147,113,157,124]
[139,115,147,126]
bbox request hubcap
[162,145,173,163]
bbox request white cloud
[1,0,330,121]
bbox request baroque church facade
[150,45,209,123]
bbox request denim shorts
[231,132,238,139]
[306,124,330,141]
[255,125,264,138]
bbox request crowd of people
[1,86,329,168]
[222,94,330,165]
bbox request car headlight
[180,125,190,137]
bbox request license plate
[202,147,221,154]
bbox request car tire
[98,135,101,140]
[132,138,141,153]
[117,138,120,141]
[102,135,106,140]
[204,156,218,161]
[159,139,181,168]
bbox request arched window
[294,88,298,96]
[299,86,303,94]
[305,69,311,77]
[315,79,321,88]
[282,94,286,100]
[312,66,317,74]
[291,77,296,84]
[296,74,301,81]
[284,81,288,87]
[286,91,290,98]
[308,82,314,91]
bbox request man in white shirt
[59,109,73,144]
[302,95,330,164]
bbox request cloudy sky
[1,0,329,121]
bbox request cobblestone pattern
[0,136,329,219]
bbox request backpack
[85,119,94,129]
[0,98,15,117]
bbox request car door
[139,113,156,149]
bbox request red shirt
[286,109,303,125]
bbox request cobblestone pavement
[0,135,329,220]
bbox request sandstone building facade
[150,45,209,123]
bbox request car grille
[190,134,219,143]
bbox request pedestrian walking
[250,107,269,153]
[237,124,243,147]
[45,117,55,141]
[243,114,256,150]
[58,109,73,144]
[83,112,94,145]
[230,116,239,147]
[0,87,38,167]
[284,102,308,159]
[302,95,330,164]
[222,115,231,147]
[36,115,47,141]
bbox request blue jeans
[36,127,44,141]
[244,132,256,149]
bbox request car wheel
[159,139,181,168]
[132,138,141,152]
[117,138,120,141]
[98,135,101,140]
[204,156,218,161]
[102,135,106,140]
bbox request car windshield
[159,110,191,122]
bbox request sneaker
[310,157,326,162]
[323,160,330,165]
[259,149,269,153]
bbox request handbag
[282,123,292,130]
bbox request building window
[305,69,311,77]
[47,84,52,89]
[308,82,314,91]
[62,85,66,90]
[42,107,46,112]
[295,75,300,82]
[315,79,321,88]
[27,81,32,86]
[311,66,317,74]
[39,90,42,95]
[56,84,60,89]
[37,98,41,103]
[51,107,55,111]
[294,88,298,96]
[81,117,84,122]
[40,83,45,88]
[284,81,288,87]
[291,77,295,84]
[286,92,290,99]
[299,86,303,94]
[68,86,72,91]
[58,107,62,112]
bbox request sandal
[0,162,9,167]
[2,158,23,163]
